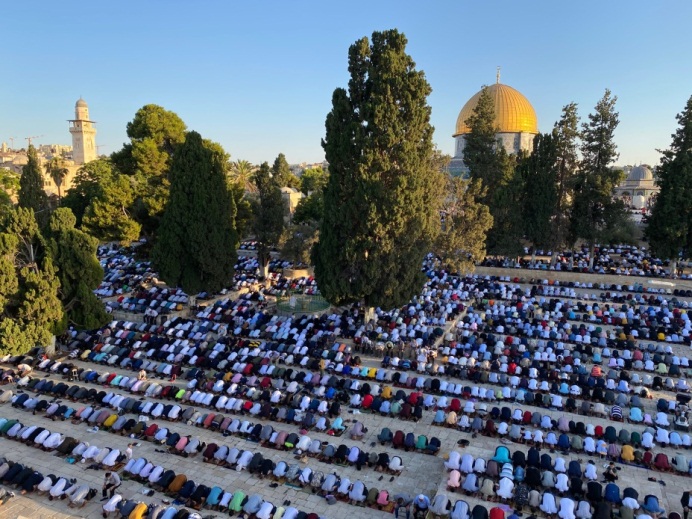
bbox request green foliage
[0,207,63,355]
[229,160,257,193]
[569,89,626,250]
[282,222,319,265]
[47,208,108,329]
[152,131,238,294]
[0,168,20,208]
[45,156,69,202]
[300,167,329,195]
[111,104,187,236]
[462,86,524,256]
[18,145,48,215]
[272,153,300,189]
[313,29,441,308]
[646,95,692,262]
[435,177,493,273]
[228,181,253,239]
[520,133,559,250]
[463,87,501,203]
[486,152,525,257]
[252,162,286,271]
[48,207,77,234]
[62,158,115,225]
[292,192,323,224]
[82,171,141,245]
[551,103,581,252]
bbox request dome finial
[496,66,501,84]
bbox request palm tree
[45,156,69,204]
[229,159,258,193]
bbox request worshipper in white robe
[49,478,69,499]
[42,432,63,450]
[559,497,576,519]
[496,477,514,500]
[460,454,475,474]
[37,475,55,494]
[445,451,461,471]
[576,500,592,519]
[102,493,123,517]
[451,499,470,519]
[540,492,559,515]
[66,484,91,507]
[556,473,570,493]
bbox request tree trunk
[588,243,595,271]
[531,250,536,266]
[364,306,375,325]
[670,259,677,279]
[45,335,56,357]
[261,263,269,279]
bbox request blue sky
[2,1,690,166]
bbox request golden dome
[454,83,538,136]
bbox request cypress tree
[569,89,625,268]
[435,177,493,273]
[152,131,238,294]
[463,87,524,256]
[18,145,48,214]
[463,86,501,203]
[646,95,692,275]
[312,29,441,309]
[520,133,559,253]
[47,208,109,330]
[252,162,286,278]
[111,104,187,237]
[551,103,580,257]
[0,207,63,355]
[271,153,299,189]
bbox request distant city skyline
[3,1,690,167]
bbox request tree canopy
[272,153,300,189]
[463,87,523,256]
[520,133,559,251]
[111,104,187,236]
[435,177,493,273]
[312,29,442,309]
[152,131,238,294]
[47,208,109,330]
[646,95,692,267]
[300,166,328,195]
[72,160,141,245]
[0,207,63,354]
[0,168,20,209]
[252,162,286,277]
[463,86,502,203]
[569,89,627,263]
[18,145,48,215]
[45,156,69,203]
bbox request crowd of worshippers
[0,411,379,518]
[434,443,671,519]
[0,387,425,519]
[38,308,692,437]
[0,455,318,519]
[479,244,685,279]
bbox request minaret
[68,98,97,165]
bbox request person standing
[682,490,692,519]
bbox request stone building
[449,74,538,176]
[69,98,97,165]
[614,165,659,211]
